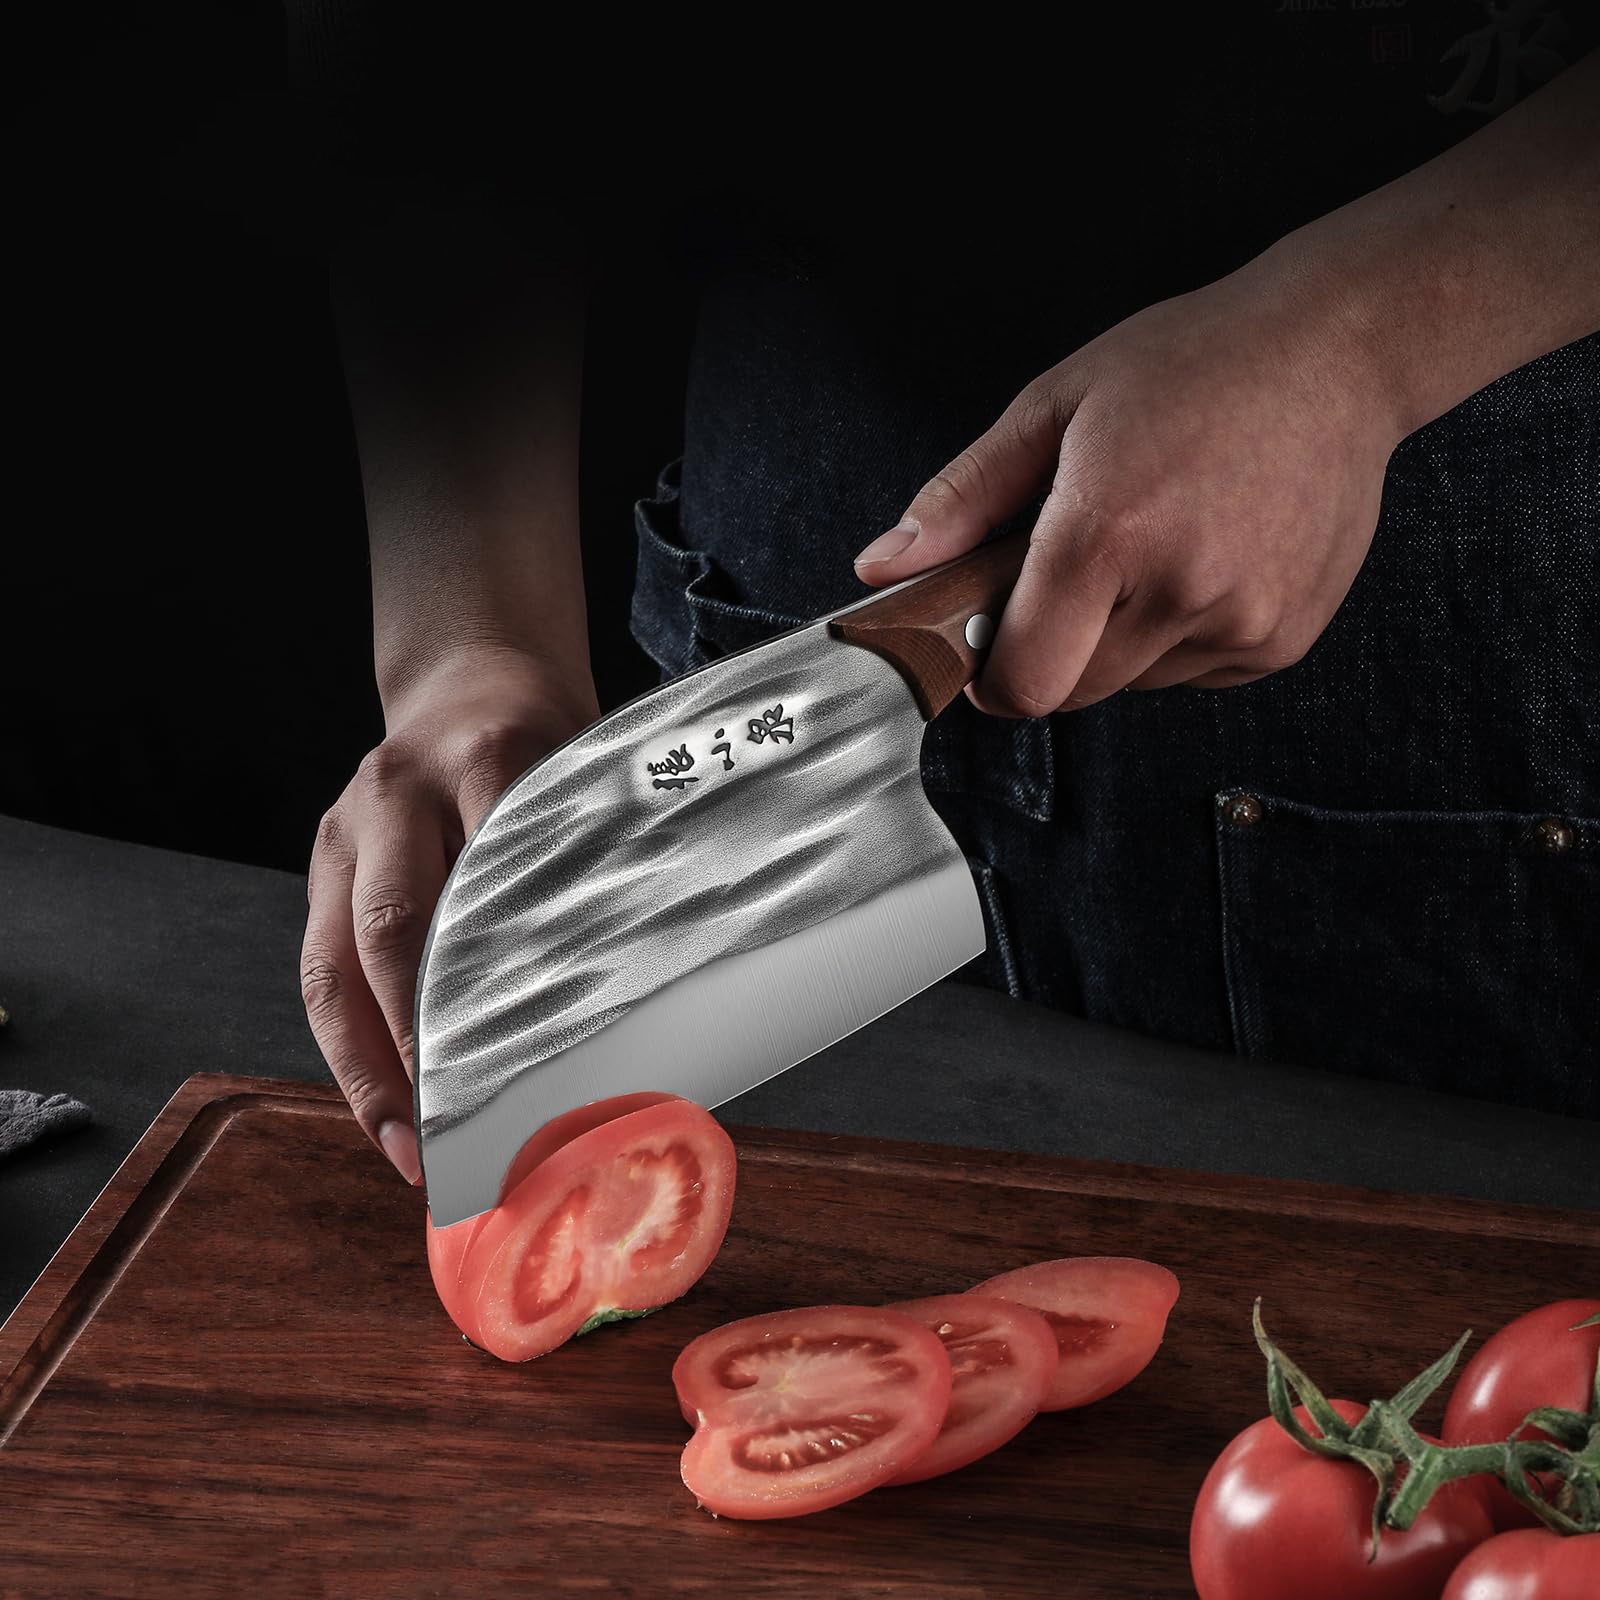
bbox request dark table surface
[3,813,1597,1323]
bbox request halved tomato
[425,1090,683,1345]
[971,1256,1179,1410]
[674,1304,954,1519]
[495,1090,686,1201]
[428,1095,736,1362]
[885,1293,1059,1485]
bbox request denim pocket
[921,700,1055,823]
[1215,789,1599,1115]
[630,458,1055,823]
[630,459,804,675]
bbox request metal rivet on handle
[964,613,995,650]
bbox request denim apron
[627,4,1600,1117]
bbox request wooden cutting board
[3,1075,1597,1599]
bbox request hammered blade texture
[415,620,983,1220]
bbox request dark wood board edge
[5,1071,1598,1444]
[736,1135,1600,1244]
[0,1073,334,1438]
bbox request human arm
[301,198,597,1183]
[854,49,1600,712]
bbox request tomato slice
[971,1257,1179,1410]
[884,1293,1059,1485]
[429,1095,736,1362]
[425,1091,684,1345]
[674,1304,954,1519]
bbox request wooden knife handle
[828,532,1030,719]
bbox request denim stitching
[968,856,1023,998]
[1221,789,1598,849]
[1230,793,1599,832]
[1212,784,1597,1087]
[1214,790,1255,1056]
[921,717,1055,823]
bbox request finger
[1127,643,1219,691]
[1131,647,1279,690]
[1186,665,1275,688]
[1130,621,1312,691]
[854,377,1081,585]
[967,548,1121,717]
[967,456,1124,718]
[302,815,422,1185]
[1056,610,1184,710]
[350,799,449,1081]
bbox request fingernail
[378,1118,423,1186]
[854,518,919,567]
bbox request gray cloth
[0,1089,92,1159]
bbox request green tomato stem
[574,1305,660,1338]
[1252,1304,1600,1544]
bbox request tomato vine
[1252,1301,1600,1551]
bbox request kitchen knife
[415,531,1029,1225]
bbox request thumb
[853,379,1074,586]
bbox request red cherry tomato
[427,1094,736,1361]
[1191,1400,1496,1600]
[673,1304,954,1519]
[884,1293,1059,1485]
[970,1256,1179,1410]
[1442,1299,1600,1531]
[1441,1529,1600,1600]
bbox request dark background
[6,7,673,874]
[10,4,1592,879]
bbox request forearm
[331,202,590,718]
[1266,48,1600,436]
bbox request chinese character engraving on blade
[646,744,698,790]
[647,704,800,794]
[746,705,795,745]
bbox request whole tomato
[1441,1529,1600,1600]
[1191,1400,1496,1600]
[1442,1299,1600,1531]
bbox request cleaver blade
[415,533,1028,1225]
